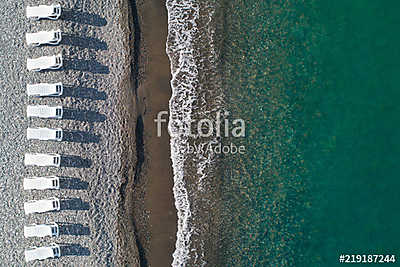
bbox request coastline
[165,1,227,265]
[116,0,141,265]
[137,0,178,266]
[117,0,177,266]
[114,0,400,266]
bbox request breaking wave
[166,0,224,266]
[166,0,200,266]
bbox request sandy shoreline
[115,0,141,265]
[117,0,177,266]
[136,0,177,266]
[0,0,175,265]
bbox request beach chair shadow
[61,198,90,211]
[33,68,63,73]
[62,85,107,100]
[61,10,107,27]
[60,244,91,256]
[63,109,106,123]
[62,35,108,51]
[61,155,92,168]
[58,223,91,236]
[59,177,89,190]
[63,130,101,144]
[64,59,110,74]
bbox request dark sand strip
[136,0,177,266]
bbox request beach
[3,0,399,266]
[117,0,177,266]
[0,0,142,265]
[136,0,177,266]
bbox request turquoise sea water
[220,0,400,266]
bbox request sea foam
[166,0,200,266]
[166,0,224,266]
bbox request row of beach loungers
[23,4,64,263]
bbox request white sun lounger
[26,30,62,47]
[27,54,63,72]
[27,128,63,141]
[24,223,59,238]
[25,243,61,262]
[26,4,62,20]
[24,197,60,215]
[27,82,63,97]
[23,176,60,190]
[24,153,61,167]
[27,105,63,119]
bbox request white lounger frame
[25,243,61,262]
[26,4,62,20]
[24,197,61,215]
[24,223,59,238]
[24,153,61,167]
[23,176,60,190]
[27,105,63,119]
[27,82,63,97]
[26,29,62,47]
[27,54,63,72]
[27,127,63,141]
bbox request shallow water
[298,0,400,265]
[220,0,314,265]
[220,0,400,266]
[166,0,400,266]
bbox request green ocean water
[220,0,400,266]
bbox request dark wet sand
[138,0,177,266]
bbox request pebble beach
[0,0,140,265]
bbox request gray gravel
[0,0,131,265]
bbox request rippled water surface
[167,0,400,266]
